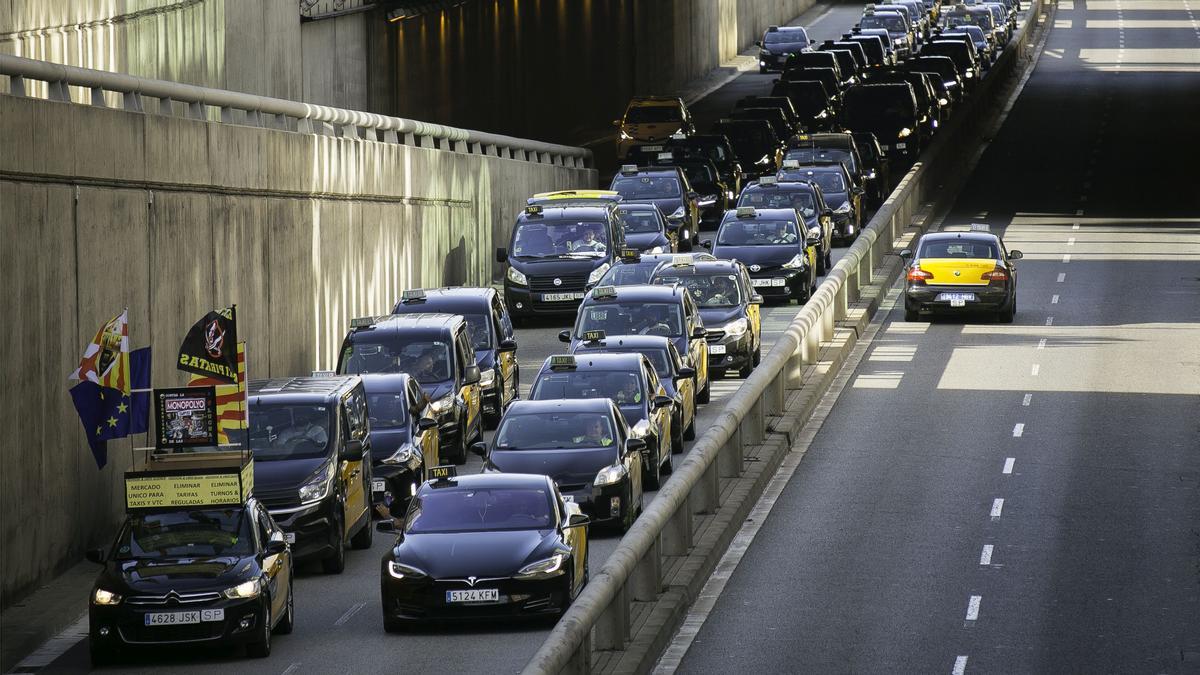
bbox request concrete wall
[300,11,370,111]
[0,91,594,608]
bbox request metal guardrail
[0,53,592,169]
[521,2,1044,671]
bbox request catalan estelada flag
[68,310,151,468]
[188,341,246,445]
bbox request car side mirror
[755,40,762,47]
[822,209,834,219]
[677,366,696,379]
[750,294,764,304]
[417,417,438,432]
[463,364,481,385]
[701,239,713,249]
[495,247,508,263]
[806,235,821,247]
[565,513,590,529]
[264,539,288,557]
[691,326,707,339]
[653,395,673,410]
[899,249,913,259]
[625,437,647,454]
[471,441,488,457]
[499,338,518,353]
[1009,250,1023,260]
[375,519,398,533]
[558,330,572,343]
[86,547,106,564]
[341,438,365,462]
[852,186,865,195]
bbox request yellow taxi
[613,97,696,160]
[901,226,1023,322]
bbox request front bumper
[558,481,631,526]
[831,211,856,239]
[90,596,266,649]
[758,53,791,72]
[382,572,570,622]
[269,497,339,562]
[372,462,423,512]
[705,330,754,372]
[504,283,585,318]
[905,283,1012,312]
[748,269,808,299]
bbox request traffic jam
[81,0,1026,666]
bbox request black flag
[177,306,238,384]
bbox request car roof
[919,231,1000,246]
[583,284,687,303]
[504,398,617,415]
[350,313,463,337]
[391,287,494,314]
[653,260,741,276]
[537,352,647,373]
[615,166,685,178]
[573,335,674,351]
[418,472,551,493]
[793,132,854,147]
[357,372,417,394]
[517,205,613,222]
[743,179,818,192]
[616,202,665,213]
[249,375,360,401]
[721,207,799,221]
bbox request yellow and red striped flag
[187,341,246,444]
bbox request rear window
[918,240,999,259]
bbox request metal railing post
[594,583,630,650]
[719,426,743,478]
[695,458,721,513]
[662,504,693,555]
[630,536,662,601]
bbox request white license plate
[641,145,664,151]
[446,589,499,603]
[709,344,727,354]
[542,292,585,302]
[562,495,575,502]
[751,278,785,287]
[144,609,224,626]
[880,144,891,150]
[372,479,387,493]
[936,292,976,307]
[896,142,908,149]
[284,532,296,544]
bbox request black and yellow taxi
[609,164,702,248]
[377,468,589,628]
[560,284,712,403]
[483,399,645,531]
[337,314,482,465]
[706,207,819,304]
[736,175,836,274]
[614,96,695,160]
[777,159,865,246]
[652,258,763,379]
[615,202,676,255]
[665,132,745,200]
[644,150,734,230]
[571,335,697,450]
[359,372,440,515]
[596,250,718,287]
[87,452,292,664]
[530,353,674,489]
[391,287,519,429]
[901,226,1023,322]
[250,376,374,574]
[497,195,626,319]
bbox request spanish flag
[187,341,247,444]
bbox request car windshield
[786,148,856,172]
[340,339,453,383]
[494,412,618,449]
[532,371,646,413]
[918,240,999,258]
[843,90,916,125]
[779,169,846,193]
[764,30,806,45]
[655,273,742,308]
[249,403,332,461]
[114,509,254,560]
[716,125,775,160]
[680,164,717,188]
[718,219,801,246]
[860,14,907,31]
[617,208,664,234]
[680,140,728,163]
[578,302,685,337]
[625,106,681,124]
[367,392,409,429]
[594,348,672,378]
[405,487,553,534]
[738,188,818,218]
[511,220,609,258]
[598,262,661,286]
[612,176,682,200]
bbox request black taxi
[736,175,836,274]
[707,207,819,304]
[87,452,293,664]
[391,287,519,429]
[359,372,439,514]
[337,314,482,465]
[651,258,763,379]
[530,353,674,489]
[497,196,625,319]
[560,284,712,403]
[609,164,703,248]
[596,250,718,287]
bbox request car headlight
[723,318,748,338]
[964,70,974,78]
[507,266,528,286]
[619,130,632,141]
[479,368,496,388]
[388,561,428,580]
[594,463,628,486]
[382,443,416,466]
[669,206,686,219]
[430,394,454,415]
[92,588,122,606]
[588,262,611,284]
[834,201,852,213]
[868,169,878,180]
[939,97,949,106]
[515,552,568,579]
[298,462,334,504]
[726,190,735,200]
[898,127,912,138]
[782,253,807,270]
[759,59,767,66]
[809,226,822,239]
[895,36,907,45]
[648,246,665,254]
[630,419,652,438]
[223,579,261,600]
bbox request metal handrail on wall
[0,53,592,169]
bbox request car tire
[905,307,919,322]
[89,641,115,668]
[350,508,373,550]
[738,359,753,378]
[683,413,696,442]
[752,343,762,367]
[383,615,407,634]
[246,601,271,658]
[697,376,711,404]
[450,430,468,465]
[825,245,834,270]
[661,446,673,475]
[483,392,502,430]
[999,298,1016,323]
[274,576,295,635]
[645,439,663,491]
[321,513,346,574]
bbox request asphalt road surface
[671,2,1200,673]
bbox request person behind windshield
[629,307,674,336]
[572,417,614,446]
[707,276,738,305]
[275,409,328,449]
[613,376,643,405]
[573,226,607,253]
[772,221,798,244]
[408,348,444,381]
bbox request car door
[556,486,588,590]
[644,362,671,458]
[493,295,519,409]
[455,328,481,438]
[740,266,762,348]
[682,295,708,390]
[340,394,369,529]
[257,504,289,619]
[408,379,438,469]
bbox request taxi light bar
[760,175,779,186]
[620,164,639,174]
[583,330,607,342]
[311,370,336,378]
[620,247,641,261]
[350,316,381,329]
[524,204,544,216]
[401,288,426,302]
[592,286,617,299]
[768,25,779,32]
[736,206,757,218]
[781,159,801,169]
[969,222,990,232]
[672,255,694,267]
[549,355,578,369]
[429,465,457,481]
[671,131,687,140]
[657,152,674,161]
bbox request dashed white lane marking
[282,664,303,675]
[1037,338,1047,349]
[1051,294,1060,304]
[980,544,995,565]
[991,499,1005,519]
[1003,458,1016,474]
[1045,316,1055,326]
[1075,209,1084,215]
[1012,423,1025,437]
[1067,237,1076,246]
[334,601,366,626]
[966,595,982,621]
[1072,222,1080,230]
[953,655,969,675]
[1057,272,1067,282]
[1063,253,1072,263]
[1022,393,1032,406]
[1032,363,1041,376]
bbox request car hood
[712,244,801,267]
[699,306,743,328]
[101,556,253,595]
[475,349,496,370]
[762,43,807,54]
[254,456,327,492]
[395,530,560,579]
[626,232,670,251]
[420,381,456,402]
[623,124,681,142]
[369,426,412,461]
[507,257,607,276]
[489,447,619,485]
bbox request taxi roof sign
[400,288,427,302]
[671,131,687,140]
[619,165,639,175]
[736,206,757,218]
[549,355,577,369]
[525,204,544,215]
[781,159,801,169]
[969,222,991,232]
[620,247,641,262]
[583,330,607,342]
[350,316,384,329]
[671,255,694,267]
[759,175,779,186]
[657,152,675,161]
[429,465,457,482]
[767,25,779,32]
[311,370,336,378]
[591,286,617,299]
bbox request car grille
[126,591,222,606]
[706,329,726,341]
[119,623,224,644]
[529,275,588,293]
[256,486,301,511]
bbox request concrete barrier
[521,3,1046,672]
[0,60,595,609]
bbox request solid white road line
[966,595,982,621]
[991,498,1005,519]
[980,544,994,565]
[1022,393,1032,406]
[1003,457,1015,474]
[954,655,969,675]
[1057,272,1066,282]
[334,601,366,626]
[1012,423,1025,437]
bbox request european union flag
[69,347,152,468]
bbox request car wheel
[89,641,115,668]
[752,342,762,367]
[738,358,753,378]
[350,508,373,550]
[321,513,346,574]
[816,246,828,275]
[644,436,663,490]
[450,429,468,465]
[383,615,407,634]
[697,376,711,404]
[274,575,294,635]
[999,298,1016,323]
[825,246,834,270]
[246,601,271,658]
[661,445,673,475]
[483,393,502,430]
[905,307,919,322]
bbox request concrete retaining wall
[0,92,595,608]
